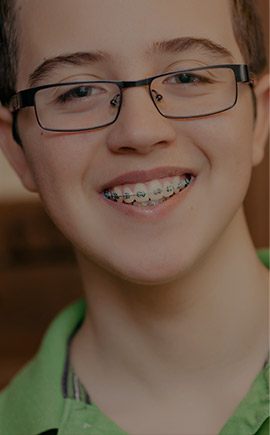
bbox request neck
[71,208,269,395]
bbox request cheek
[179,106,255,245]
[21,126,102,206]
[187,103,255,182]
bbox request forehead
[17,0,243,85]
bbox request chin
[105,251,195,286]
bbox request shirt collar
[0,299,86,435]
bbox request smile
[103,174,194,207]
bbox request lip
[99,175,196,221]
[99,166,196,192]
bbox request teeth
[104,174,193,205]
[172,176,186,193]
[148,180,163,201]
[163,180,175,198]
[133,198,166,207]
[122,187,134,203]
[112,187,123,202]
[134,183,150,203]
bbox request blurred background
[0,0,269,389]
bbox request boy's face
[7,0,267,283]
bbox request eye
[174,73,198,84]
[57,85,103,103]
[165,72,212,85]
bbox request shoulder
[220,361,269,435]
[257,248,270,269]
[0,299,86,435]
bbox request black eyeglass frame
[9,64,254,133]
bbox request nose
[105,86,177,154]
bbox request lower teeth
[132,198,166,207]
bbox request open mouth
[103,173,195,208]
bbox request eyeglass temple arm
[12,112,23,147]
[9,88,36,112]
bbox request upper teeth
[104,175,192,204]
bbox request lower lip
[99,177,196,221]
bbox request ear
[0,106,38,192]
[251,73,270,167]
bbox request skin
[0,0,269,433]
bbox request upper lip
[99,166,197,191]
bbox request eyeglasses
[9,64,254,133]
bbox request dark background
[0,0,269,389]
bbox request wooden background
[244,0,269,247]
[0,1,269,389]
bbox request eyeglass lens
[34,67,237,131]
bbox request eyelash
[165,73,213,85]
[56,86,97,103]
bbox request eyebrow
[148,37,235,61]
[28,37,235,87]
[29,51,110,87]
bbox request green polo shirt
[0,249,269,435]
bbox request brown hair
[230,0,267,74]
[0,0,267,106]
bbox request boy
[0,0,269,434]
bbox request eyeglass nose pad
[110,94,121,107]
[151,89,163,102]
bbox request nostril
[118,146,136,153]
